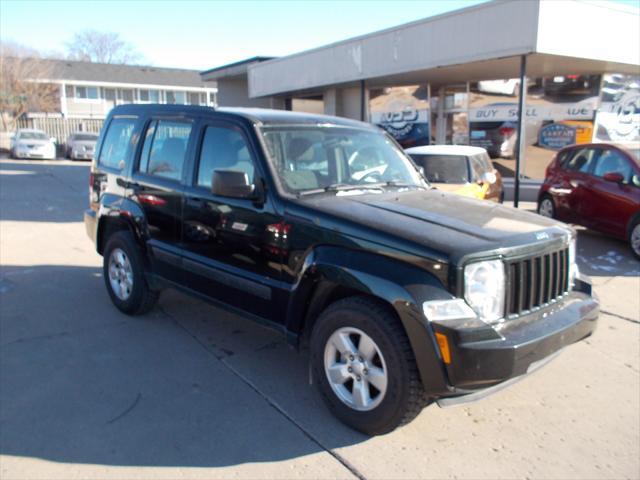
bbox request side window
[593,149,633,183]
[98,117,137,171]
[197,125,255,188]
[469,153,492,181]
[563,148,598,174]
[138,120,192,181]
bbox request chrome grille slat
[506,247,570,317]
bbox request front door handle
[186,196,204,207]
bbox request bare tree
[0,42,59,131]
[65,30,142,64]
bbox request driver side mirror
[603,172,624,183]
[212,170,256,198]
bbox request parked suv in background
[85,105,598,435]
[538,143,640,258]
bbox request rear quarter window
[98,117,137,171]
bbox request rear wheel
[538,195,556,219]
[310,296,426,435]
[630,221,640,260]
[103,231,158,315]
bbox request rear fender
[288,246,454,395]
[96,194,147,254]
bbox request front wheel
[538,195,556,219]
[629,221,640,260]
[310,296,426,435]
[103,231,158,315]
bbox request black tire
[310,296,427,435]
[629,219,640,260]
[538,194,556,219]
[103,231,158,315]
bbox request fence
[16,117,104,145]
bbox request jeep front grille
[505,247,570,316]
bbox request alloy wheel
[108,248,134,301]
[631,224,640,257]
[539,198,554,218]
[323,327,388,411]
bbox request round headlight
[464,259,506,323]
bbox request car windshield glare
[410,154,469,184]
[21,132,49,140]
[259,125,426,194]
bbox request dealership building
[201,0,639,192]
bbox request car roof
[70,131,98,136]
[109,104,378,130]
[404,145,488,156]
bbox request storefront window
[369,85,430,148]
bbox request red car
[538,143,640,258]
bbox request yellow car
[405,145,504,202]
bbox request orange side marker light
[435,332,451,364]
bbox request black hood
[295,188,570,262]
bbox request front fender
[288,246,455,395]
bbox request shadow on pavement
[575,228,640,277]
[0,160,90,223]
[0,264,366,468]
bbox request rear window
[98,117,137,171]
[409,154,469,184]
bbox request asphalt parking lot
[1,158,638,480]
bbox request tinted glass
[98,117,136,171]
[139,120,191,181]
[197,126,255,188]
[563,148,598,173]
[410,154,469,183]
[593,149,633,182]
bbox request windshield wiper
[297,183,384,197]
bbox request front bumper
[17,150,55,159]
[429,278,598,396]
[72,150,94,160]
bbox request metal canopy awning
[247,0,639,99]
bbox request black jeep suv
[85,105,598,435]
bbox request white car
[477,78,520,97]
[10,129,56,160]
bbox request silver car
[66,132,99,160]
[10,129,57,160]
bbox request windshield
[409,154,469,184]
[73,134,98,141]
[20,132,49,140]
[259,126,426,195]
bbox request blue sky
[1,0,638,71]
